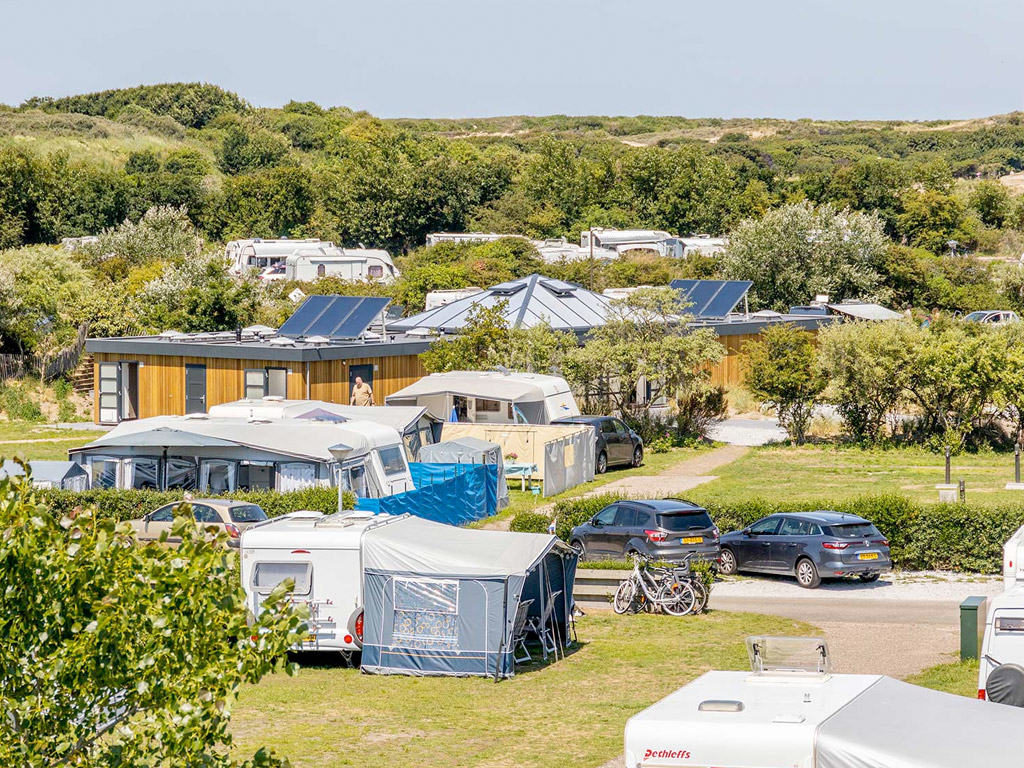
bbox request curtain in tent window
[165,459,197,490]
[128,457,160,490]
[277,462,316,492]
[392,578,459,650]
[200,460,236,493]
[89,457,119,488]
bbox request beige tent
[441,423,595,497]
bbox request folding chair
[512,598,534,665]
[525,590,562,660]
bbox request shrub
[1,383,43,421]
[37,486,355,522]
[552,493,625,541]
[509,511,551,534]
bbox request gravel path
[706,416,787,446]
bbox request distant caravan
[226,238,399,284]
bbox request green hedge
[548,492,1024,574]
[37,486,356,522]
[509,511,551,534]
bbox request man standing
[350,375,374,406]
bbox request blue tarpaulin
[355,462,498,525]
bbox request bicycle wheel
[613,579,638,614]
[658,581,697,616]
[690,578,710,613]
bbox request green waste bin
[960,596,988,661]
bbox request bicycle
[613,553,698,616]
[659,554,713,616]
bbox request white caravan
[1003,523,1024,588]
[225,238,331,276]
[978,584,1024,706]
[240,511,407,656]
[277,247,399,284]
[386,371,581,424]
[625,636,1024,768]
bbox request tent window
[476,398,501,413]
[252,562,312,596]
[89,457,119,488]
[165,459,197,490]
[393,578,459,650]
[130,457,160,490]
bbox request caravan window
[252,562,312,596]
[367,265,384,278]
[337,463,369,497]
[378,446,407,476]
[393,578,458,650]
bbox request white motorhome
[386,371,581,424]
[279,247,399,284]
[978,584,1024,706]
[241,510,406,656]
[625,636,1024,768]
[225,238,332,276]
[1003,523,1024,588]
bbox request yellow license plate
[681,537,703,545]
[858,552,879,561]
[304,634,317,644]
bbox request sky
[1,0,1023,121]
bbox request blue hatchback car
[718,511,891,589]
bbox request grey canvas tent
[360,517,577,678]
[0,460,89,490]
[418,436,509,510]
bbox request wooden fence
[0,323,90,383]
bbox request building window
[245,369,266,400]
[267,367,287,397]
[244,367,288,400]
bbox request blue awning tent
[354,462,499,524]
[419,437,509,511]
[360,517,577,678]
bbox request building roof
[72,416,403,462]
[389,274,612,334]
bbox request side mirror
[592,517,603,527]
[743,528,752,536]
[143,513,152,522]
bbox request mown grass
[906,659,980,698]
[0,421,107,461]
[690,444,1024,507]
[232,611,812,768]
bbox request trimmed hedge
[548,492,1024,574]
[38,486,357,522]
[509,511,551,534]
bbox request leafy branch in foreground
[0,461,307,767]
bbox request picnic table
[504,462,538,492]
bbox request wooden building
[87,329,429,425]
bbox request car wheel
[858,573,881,583]
[596,451,608,474]
[795,558,821,589]
[719,547,738,576]
[632,445,643,468]
[570,539,586,561]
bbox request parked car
[963,310,1020,326]
[718,511,890,589]
[552,415,643,473]
[129,499,268,548]
[568,498,720,564]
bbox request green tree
[0,468,304,766]
[217,125,292,175]
[722,201,889,311]
[420,302,512,373]
[968,180,1011,228]
[81,205,204,280]
[744,324,825,444]
[562,287,723,424]
[817,320,916,442]
[896,190,971,254]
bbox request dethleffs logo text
[643,748,691,760]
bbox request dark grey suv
[552,415,643,474]
[719,511,891,589]
[568,499,721,564]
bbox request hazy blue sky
[2,0,1022,120]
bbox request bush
[38,486,355,522]
[552,493,625,541]
[1,383,43,421]
[509,511,551,534]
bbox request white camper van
[1003,523,1024,588]
[241,511,406,655]
[978,584,1024,706]
[625,636,1024,768]
[282,247,398,284]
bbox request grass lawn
[232,611,812,768]
[0,421,107,462]
[471,446,713,528]
[690,444,1024,507]
[907,659,980,698]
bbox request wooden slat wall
[705,334,758,390]
[93,351,427,421]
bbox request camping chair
[512,598,534,665]
[525,590,562,660]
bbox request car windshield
[826,522,879,539]
[964,311,989,322]
[657,511,713,531]
[229,504,268,523]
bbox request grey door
[772,517,810,571]
[743,517,779,570]
[185,364,207,414]
[611,505,643,556]
[588,504,620,557]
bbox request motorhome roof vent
[698,700,744,713]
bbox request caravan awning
[363,516,568,578]
[816,676,1024,768]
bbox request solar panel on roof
[669,279,751,319]
[278,296,391,338]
